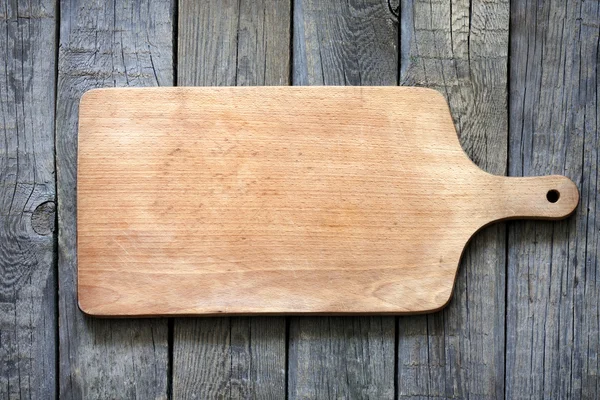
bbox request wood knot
[31,201,56,235]
[387,0,400,22]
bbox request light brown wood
[77,86,578,316]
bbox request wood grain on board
[0,0,57,398]
[173,1,290,398]
[397,0,510,398]
[56,0,173,398]
[507,0,600,398]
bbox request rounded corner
[79,87,103,106]
[433,288,455,312]
[560,176,580,218]
[77,287,105,317]
[415,87,448,104]
[418,280,457,314]
[77,296,96,316]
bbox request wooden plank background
[56,0,173,398]
[0,0,598,398]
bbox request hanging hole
[546,189,560,203]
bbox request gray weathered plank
[397,0,509,398]
[506,0,600,398]
[289,317,396,399]
[0,0,57,398]
[56,0,173,398]
[288,1,397,399]
[173,1,290,398]
[293,0,398,86]
[174,317,287,399]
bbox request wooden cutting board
[77,87,578,316]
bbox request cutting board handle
[489,175,579,221]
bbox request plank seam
[289,0,294,87]
[53,0,61,398]
[504,0,512,398]
[173,0,179,85]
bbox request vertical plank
[173,1,290,398]
[397,0,509,398]
[289,1,397,399]
[0,0,57,398]
[56,0,173,398]
[507,0,599,398]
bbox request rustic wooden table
[1,0,598,398]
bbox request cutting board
[77,87,578,316]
